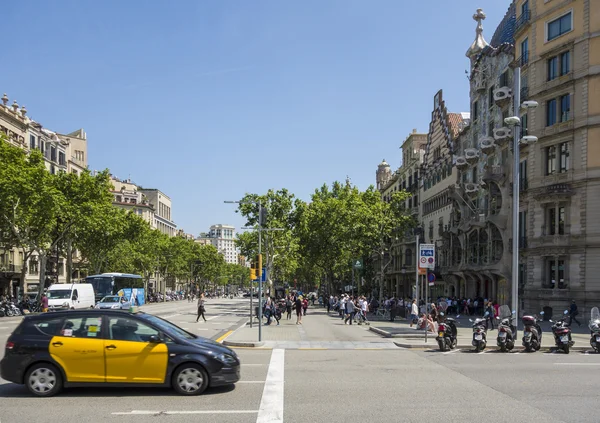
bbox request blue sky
[3,0,511,235]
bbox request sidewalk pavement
[367,314,593,350]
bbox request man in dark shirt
[569,300,581,327]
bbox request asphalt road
[0,299,598,423]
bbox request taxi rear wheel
[172,363,209,396]
[25,363,62,397]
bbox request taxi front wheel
[172,364,209,396]
[25,363,63,397]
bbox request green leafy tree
[0,138,61,294]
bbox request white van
[47,283,96,310]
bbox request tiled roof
[447,113,464,138]
[490,2,516,47]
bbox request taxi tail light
[6,341,15,350]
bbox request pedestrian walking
[286,296,293,320]
[569,300,581,326]
[302,297,308,315]
[295,295,303,325]
[485,301,495,330]
[196,293,207,322]
[409,299,418,328]
[41,293,49,313]
[344,297,355,325]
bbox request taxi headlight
[215,353,237,366]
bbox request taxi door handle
[52,341,63,347]
[105,345,117,350]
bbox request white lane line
[256,349,285,423]
[113,410,258,415]
[554,363,600,366]
[237,381,266,384]
[159,314,181,319]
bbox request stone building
[445,6,518,306]
[513,0,600,315]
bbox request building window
[473,101,479,121]
[29,135,36,149]
[519,210,528,243]
[499,70,509,87]
[547,56,558,81]
[521,113,528,138]
[560,94,571,122]
[50,146,57,162]
[30,259,39,275]
[405,249,412,266]
[428,221,434,241]
[520,38,529,65]
[545,143,570,175]
[547,258,566,288]
[547,11,572,42]
[547,205,566,235]
[58,151,66,166]
[560,51,570,75]
[546,99,557,126]
[488,86,495,108]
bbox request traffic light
[250,267,257,281]
[257,254,262,281]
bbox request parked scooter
[522,312,543,352]
[550,310,574,354]
[436,312,459,352]
[470,313,489,352]
[496,305,517,352]
[589,307,600,353]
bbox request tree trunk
[18,248,31,298]
[66,238,73,284]
[37,252,47,300]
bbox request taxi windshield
[101,296,120,303]
[47,290,72,299]
[143,315,195,340]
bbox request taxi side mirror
[149,335,162,343]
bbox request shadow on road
[0,383,236,398]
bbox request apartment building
[0,93,88,296]
[110,177,155,225]
[513,0,600,313]
[139,189,177,237]
[208,224,237,264]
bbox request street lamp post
[504,66,538,338]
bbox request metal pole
[415,234,419,307]
[352,265,355,297]
[379,248,384,306]
[250,274,253,328]
[425,269,428,343]
[258,203,263,342]
[511,66,521,339]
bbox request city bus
[85,273,145,305]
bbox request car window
[18,318,64,337]
[109,316,159,343]
[59,316,103,339]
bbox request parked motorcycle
[496,305,517,352]
[589,307,600,353]
[470,313,489,352]
[550,310,574,354]
[522,312,543,352]
[436,312,459,352]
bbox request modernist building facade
[513,0,600,313]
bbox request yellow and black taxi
[0,309,240,397]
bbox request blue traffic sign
[427,272,436,283]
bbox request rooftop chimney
[1,93,8,106]
[12,100,19,113]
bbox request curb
[369,326,392,338]
[223,340,265,348]
[392,341,592,351]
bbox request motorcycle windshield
[498,305,511,320]
[591,307,599,324]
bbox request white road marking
[554,363,600,366]
[443,349,462,355]
[112,410,258,415]
[237,381,266,384]
[256,349,285,423]
[159,314,180,319]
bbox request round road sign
[427,273,436,283]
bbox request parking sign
[419,244,435,269]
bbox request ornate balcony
[482,164,506,184]
[465,148,479,163]
[515,9,531,36]
[455,156,468,169]
[493,127,512,146]
[479,137,496,154]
